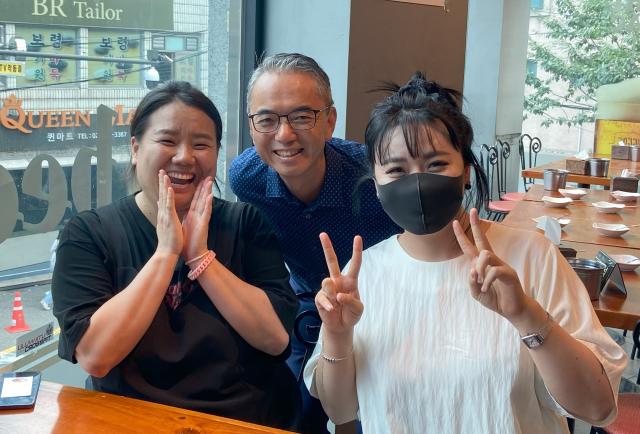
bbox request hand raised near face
[315,233,364,335]
[156,170,183,256]
[182,176,214,262]
[452,208,529,322]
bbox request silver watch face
[522,334,544,348]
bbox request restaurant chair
[590,393,640,434]
[293,309,322,384]
[480,143,516,221]
[497,140,525,202]
[518,133,542,192]
[610,177,639,193]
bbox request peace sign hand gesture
[452,208,530,322]
[315,233,364,335]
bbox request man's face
[248,71,336,185]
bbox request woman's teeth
[167,172,195,185]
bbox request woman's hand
[315,233,364,335]
[182,176,214,262]
[156,170,182,256]
[452,208,531,323]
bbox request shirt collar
[265,143,347,208]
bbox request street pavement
[0,283,56,353]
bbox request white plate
[593,201,625,213]
[608,254,640,272]
[532,216,571,228]
[592,223,629,237]
[558,188,587,200]
[611,191,640,202]
[542,196,573,208]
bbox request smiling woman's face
[374,123,467,186]
[131,100,218,216]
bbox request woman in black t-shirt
[52,81,301,430]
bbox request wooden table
[561,242,640,331]
[501,200,640,249]
[522,184,613,204]
[522,157,640,187]
[0,381,295,434]
[502,196,640,330]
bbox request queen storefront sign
[0,95,132,244]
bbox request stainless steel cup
[567,258,606,300]
[631,146,640,162]
[543,169,569,191]
[587,158,610,177]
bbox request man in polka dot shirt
[229,53,399,433]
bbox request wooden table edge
[522,168,611,186]
[3,381,296,434]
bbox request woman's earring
[465,183,471,190]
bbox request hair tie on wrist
[187,250,215,280]
[186,251,209,266]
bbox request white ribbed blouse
[304,223,626,434]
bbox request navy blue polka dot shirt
[229,138,401,297]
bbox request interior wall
[345,0,469,143]
[495,0,530,136]
[463,0,503,150]
[261,0,351,137]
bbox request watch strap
[520,311,554,348]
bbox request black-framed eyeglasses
[248,105,333,133]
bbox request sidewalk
[0,283,55,357]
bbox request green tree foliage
[525,0,640,127]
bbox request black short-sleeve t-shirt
[52,195,301,430]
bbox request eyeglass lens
[252,109,317,133]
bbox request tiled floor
[573,328,639,434]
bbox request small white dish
[592,223,629,237]
[558,188,587,200]
[532,216,571,228]
[542,196,573,208]
[608,254,640,272]
[593,201,625,214]
[611,191,640,202]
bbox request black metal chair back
[518,134,542,191]
[496,139,512,200]
[480,143,506,221]
[480,143,499,201]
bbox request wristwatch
[520,312,554,349]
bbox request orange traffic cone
[5,291,31,333]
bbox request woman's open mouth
[167,172,195,185]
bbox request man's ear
[248,122,256,144]
[324,106,337,141]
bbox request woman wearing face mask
[303,73,626,434]
[52,81,300,430]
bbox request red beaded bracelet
[187,250,215,281]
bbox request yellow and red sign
[0,61,26,77]
[595,119,640,155]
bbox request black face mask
[376,173,464,235]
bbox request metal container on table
[566,258,606,300]
[587,158,610,177]
[631,145,640,162]
[543,169,568,191]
